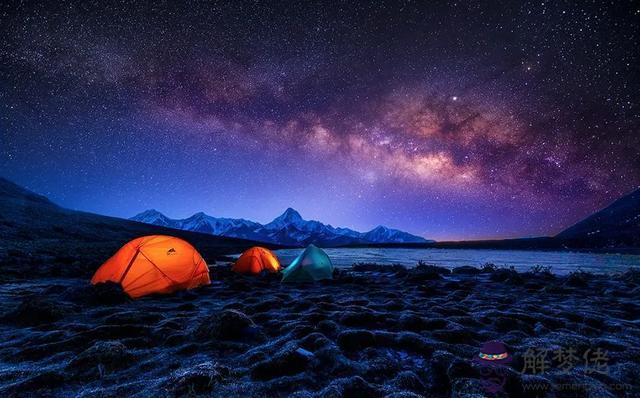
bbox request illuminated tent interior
[281,244,334,282]
[91,235,210,298]
[232,246,281,274]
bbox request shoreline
[336,241,640,256]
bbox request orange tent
[232,246,281,274]
[91,235,210,298]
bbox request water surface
[270,248,640,274]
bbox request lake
[269,248,640,275]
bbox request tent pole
[119,248,140,284]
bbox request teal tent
[281,244,334,282]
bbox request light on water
[270,248,640,275]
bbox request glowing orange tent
[232,246,281,274]
[91,235,210,298]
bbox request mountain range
[130,208,431,246]
[2,175,639,264]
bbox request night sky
[1,1,639,240]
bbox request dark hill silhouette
[556,187,640,248]
[0,177,279,279]
[344,188,640,252]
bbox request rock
[450,378,490,397]
[609,361,640,389]
[541,284,569,294]
[317,320,340,337]
[337,329,376,351]
[299,332,331,351]
[590,337,627,352]
[410,272,443,282]
[443,281,462,291]
[490,269,523,285]
[524,280,545,291]
[320,376,381,398]
[533,322,548,335]
[620,302,640,319]
[382,299,405,311]
[103,310,163,325]
[339,310,386,328]
[251,346,312,380]
[408,266,444,282]
[447,359,477,379]
[429,350,455,393]
[418,285,440,297]
[82,324,153,340]
[564,272,589,288]
[423,318,448,330]
[195,309,261,341]
[67,341,134,377]
[393,370,426,394]
[490,365,525,397]
[352,263,400,273]
[493,316,533,334]
[415,263,451,275]
[583,315,605,330]
[432,328,478,344]
[289,391,316,398]
[364,356,402,383]
[291,324,316,338]
[314,345,356,376]
[164,333,186,346]
[480,263,498,273]
[398,313,428,331]
[0,370,66,396]
[3,298,71,326]
[452,266,481,275]
[74,282,130,305]
[383,393,425,398]
[296,347,315,360]
[395,332,434,356]
[518,374,552,397]
[319,385,343,398]
[166,362,227,396]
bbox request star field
[1,1,638,240]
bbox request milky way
[1,1,638,240]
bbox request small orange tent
[232,246,281,274]
[91,235,210,298]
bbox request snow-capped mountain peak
[130,208,431,245]
[264,207,304,230]
[370,225,389,233]
[363,225,427,243]
[130,209,174,227]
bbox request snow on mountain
[130,209,176,228]
[264,207,303,230]
[131,210,261,237]
[362,225,429,243]
[180,212,261,235]
[130,208,430,246]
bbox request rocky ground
[0,263,639,397]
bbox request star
[0,0,637,240]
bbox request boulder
[3,298,72,326]
[251,346,312,380]
[195,309,261,341]
[393,370,427,394]
[67,341,134,377]
[166,362,227,396]
[452,266,481,275]
[337,329,376,351]
[320,376,381,398]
